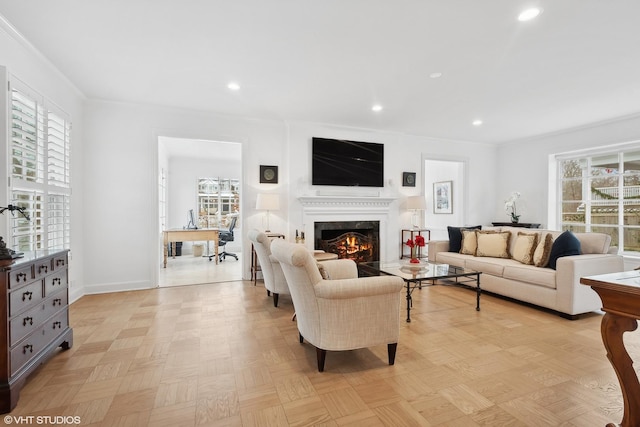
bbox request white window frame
[7,76,72,252]
[555,141,640,255]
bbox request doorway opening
[158,137,242,287]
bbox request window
[558,147,640,254]
[197,178,239,228]
[9,79,71,251]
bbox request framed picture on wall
[433,181,453,214]
[402,172,416,187]
[260,165,278,184]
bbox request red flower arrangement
[405,235,425,263]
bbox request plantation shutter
[8,77,72,252]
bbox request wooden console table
[491,222,541,228]
[163,228,219,268]
[581,271,640,427]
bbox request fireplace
[314,221,379,263]
[299,194,394,262]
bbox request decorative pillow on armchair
[475,230,511,258]
[447,225,482,253]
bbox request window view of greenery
[560,151,640,253]
[197,178,240,229]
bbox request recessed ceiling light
[429,72,443,79]
[372,104,383,112]
[518,7,542,22]
[227,82,240,91]
[472,119,483,126]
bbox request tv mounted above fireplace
[312,137,384,187]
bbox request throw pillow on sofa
[460,229,478,255]
[447,225,482,253]
[533,233,554,267]
[476,230,511,258]
[548,230,581,270]
[512,232,538,265]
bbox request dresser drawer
[8,265,33,289]
[42,309,69,343]
[9,281,44,317]
[52,254,68,271]
[44,270,67,296]
[34,258,52,280]
[9,293,68,347]
[10,327,49,376]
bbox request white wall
[496,115,640,228]
[285,122,499,259]
[82,100,287,293]
[0,22,85,302]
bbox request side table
[400,228,430,260]
[251,233,285,284]
[580,271,640,427]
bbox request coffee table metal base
[404,273,481,322]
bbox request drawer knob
[53,298,62,306]
[39,265,48,274]
[16,272,27,282]
[22,291,33,301]
[23,316,33,326]
[23,344,33,354]
[56,259,65,267]
[53,278,61,286]
[53,321,61,329]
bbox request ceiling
[1,1,639,144]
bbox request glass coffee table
[359,261,482,322]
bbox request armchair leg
[266,290,271,296]
[316,348,327,372]
[273,293,279,307]
[299,333,304,343]
[388,343,398,365]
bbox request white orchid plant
[504,191,521,223]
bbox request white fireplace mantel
[298,196,395,211]
[298,195,397,261]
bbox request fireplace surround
[298,195,395,262]
[314,221,379,263]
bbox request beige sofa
[428,226,624,318]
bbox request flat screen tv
[312,137,384,187]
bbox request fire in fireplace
[314,221,379,263]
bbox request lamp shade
[407,195,426,210]
[256,193,280,211]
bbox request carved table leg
[601,312,640,427]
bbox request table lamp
[407,195,426,229]
[256,193,280,232]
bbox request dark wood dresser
[0,250,73,413]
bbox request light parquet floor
[8,279,638,426]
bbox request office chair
[211,216,238,262]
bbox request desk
[580,271,640,427]
[163,228,219,268]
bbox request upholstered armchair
[271,239,404,372]
[248,229,290,307]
